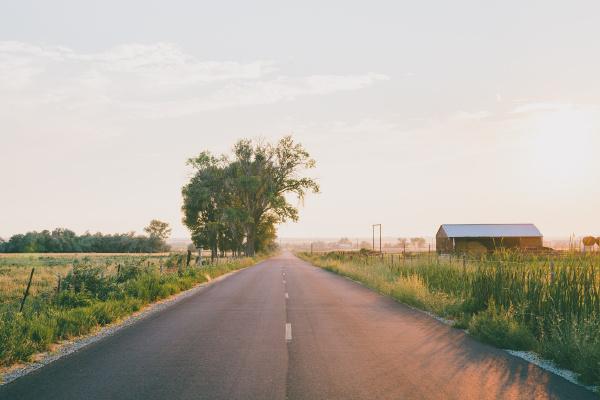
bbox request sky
[1,0,599,240]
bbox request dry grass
[0,253,168,306]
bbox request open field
[298,251,600,387]
[0,253,257,369]
[0,253,170,306]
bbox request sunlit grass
[0,254,168,306]
[300,251,600,386]
[0,253,257,369]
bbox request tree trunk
[246,224,256,257]
[211,244,217,262]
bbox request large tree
[182,136,318,256]
[144,220,172,253]
[182,152,232,259]
[144,220,172,241]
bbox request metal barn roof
[439,224,542,238]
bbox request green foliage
[541,316,600,384]
[56,291,94,308]
[144,220,172,241]
[468,301,537,351]
[62,265,115,300]
[0,256,256,367]
[0,226,170,253]
[182,136,318,257]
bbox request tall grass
[0,254,168,305]
[300,251,600,386]
[0,254,257,369]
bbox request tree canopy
[182,136,318,257]
[144,220,171,239]
[0,224,171,253]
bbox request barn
[436,224,543,253]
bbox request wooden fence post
[428,244,431,264]
[20,268,35,312]
[56,274,61,296]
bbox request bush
[26,315,56,347]
[115,264,143,283]
[62,265,115,300]
[56,291,93,308]
[0,311,55,364]
[541,317,600,384]
[468,300,537,351]
[91,301,119,325]
[55,308,97,339]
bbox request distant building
[436,224,543,253]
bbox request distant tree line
[182,136,318,258]
[0,220,171,253]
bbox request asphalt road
[0,252,595,400]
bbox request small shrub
[115,264,143,283]
[55,308,97,339]
[91,301,119,325]
[469,301,537,351]
[541,317,600,385]
[0,311,56,364]
[26,316,56,347]
[62,265,115,300]
[56,290,93,308]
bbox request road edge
[295,253,599,395]
[0,261,261,386]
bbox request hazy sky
[1,1,599,239]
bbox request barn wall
[520,237,543,248]
[448,236,544,253]
[436,236,453,252]
[435,226,544,254]
[436,228,452,253]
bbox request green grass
[0,253,168,305]
[0,253,259,369]
[299,251,600,387]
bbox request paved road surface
[0,253,595,400]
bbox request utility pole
[372,224,382,254]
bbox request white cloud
[0,41,388,118]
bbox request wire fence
[308,248,600,270]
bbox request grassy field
[0,253,258,370]
[0,253,169,306]
[299,251,600,387]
